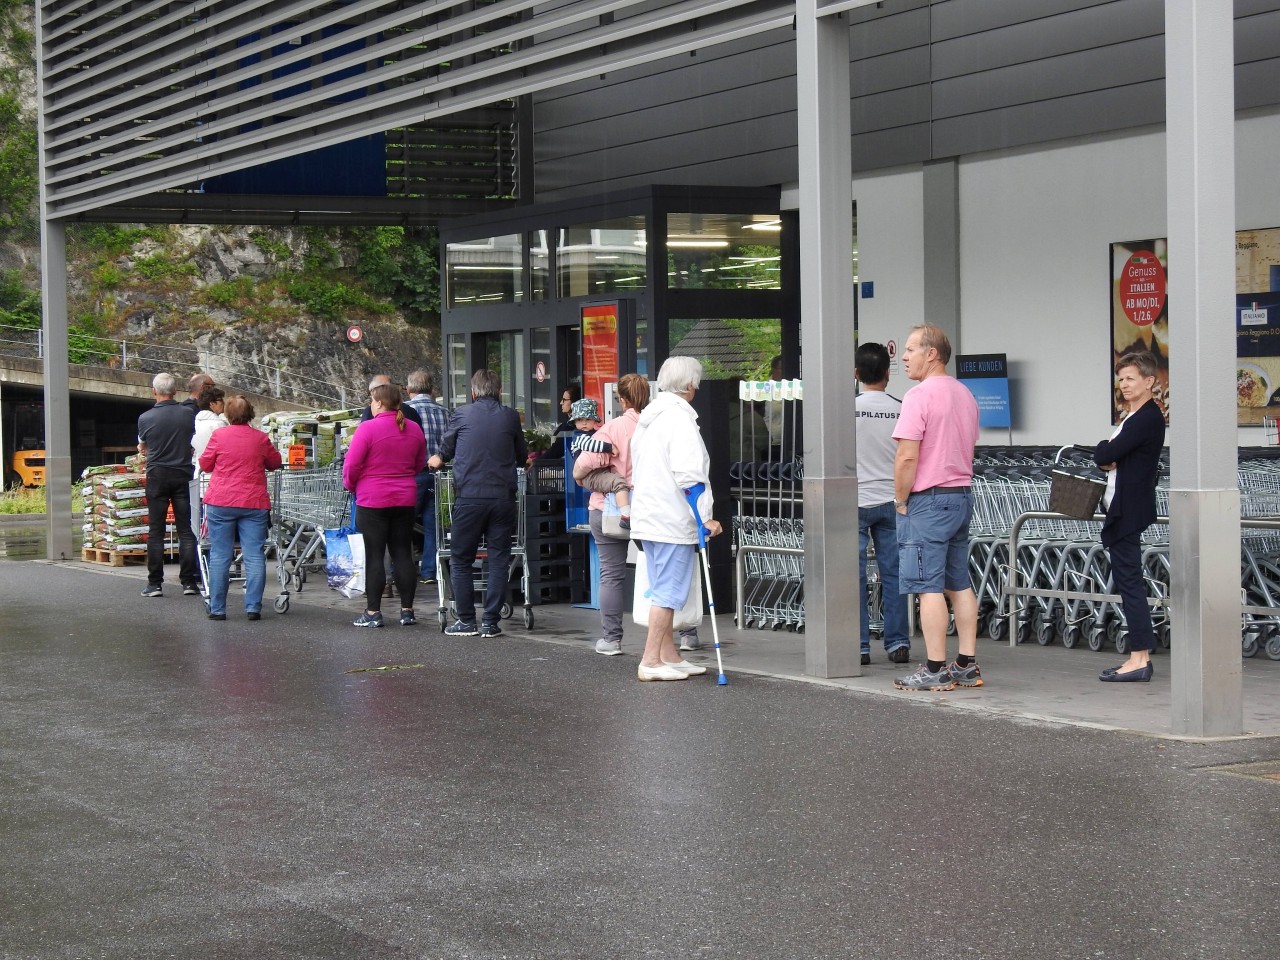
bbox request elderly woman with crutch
[629,356,722,681]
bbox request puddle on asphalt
[0,526,82,561]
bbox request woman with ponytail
[343,382,427,627]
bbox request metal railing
[0,323,345,409]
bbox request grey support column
[1165,0,1241,736]
[796,3,861,678]
[923,159,960,341]
[36,1,73,560]
[40,221,73,560]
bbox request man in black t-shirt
[137,372,198,597]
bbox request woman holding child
[572,374,648,656]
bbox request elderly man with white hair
[137,372,199,598]
[628,355,723,681]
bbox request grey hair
[407,368,434,395]
[657,355,703,395]
[152,372,177,397]
[368,373,391,391]
[471,368,501,399]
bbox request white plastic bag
[337,531,366,599]
[632,551,703,629]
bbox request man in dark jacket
[428,369,527,637]
[137,372,199,597]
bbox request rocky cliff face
[77,225,441,409]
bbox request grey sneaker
[947,660,984,687]
[594,638,623,656]
[677,634,703,652]
[140,584,162,598]
[353,611,384,628]
[445,620,479,636]
[893,665,957,692]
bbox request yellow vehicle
[9,401,46,487]
[12,449,46,487]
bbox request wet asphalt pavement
[2,560,1279,960]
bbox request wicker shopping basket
[1049,468,1106,520]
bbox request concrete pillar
[41,221,74,560]
[796,3,860,678]
[1165,0,1242,736]
[923,159,961,343]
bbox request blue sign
[956,353,1011,429]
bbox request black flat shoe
[1100,663,1153,682]
[1101,661,1154,677]
[246,612,261,621]
[208,613,226,621]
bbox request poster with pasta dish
[1111,228,1280,426]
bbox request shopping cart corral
[433,468,533,630]
[273,462,349,610]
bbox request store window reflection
[483,330,527,411]
[557,217,646,297]
[446,233,523,307]
[666,213,781,291]
[446,334,468,407]
[530,230,550,301]
[668,318,780,380]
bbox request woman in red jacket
[198,395,283,620]
[343,382,427,628]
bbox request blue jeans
[205,504,269,616]
[416,470,437,577]
[859,500,909,653]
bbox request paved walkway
[3,559,1279,959]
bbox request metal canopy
[40,0,792,224]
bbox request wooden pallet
[81,546,148,566]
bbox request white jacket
[629,390,713,544]
[192,409,227,466]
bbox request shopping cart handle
[684,482,708,549]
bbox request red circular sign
[886,339,897,359]
[1118,252,1166,327]
[535,361,547,383]
[346,325,363,343]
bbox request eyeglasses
[561,396,572,403]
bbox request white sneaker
[637,662,688,682]
[663,659,707,676]
[594,638,623,656]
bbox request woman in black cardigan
[1093,351,1166,682]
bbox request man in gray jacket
[428,369,527,637]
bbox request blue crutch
[684,482,728,685]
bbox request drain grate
[1202,760,1280,782]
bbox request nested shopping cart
[433,467,533,630]
[272,461,349,612]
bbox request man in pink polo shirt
[891,324,982,691]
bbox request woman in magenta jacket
[198,395,283,620]
[343,382,427,627]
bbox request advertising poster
[580,303,619,413]
[1110,239,1170,424]
[1111,228,1280,426]
[956,353,1012,429]
[1234,228,1280,425]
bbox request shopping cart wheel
[437,607,448,630]
[1035,617,1055,646]
[1106,618,1127,653]
[1062,625,1081,649]
[1266,634,1280,661]
[522,606,535,629]
[1242,632,1260,658]
[1086,627,1106,652]
[292,571,305,592]
[501,602,513,620]
[1157,623,1172,649]
[987,615,1007,642]
[274,595,289,614]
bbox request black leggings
[355,505,417,612]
